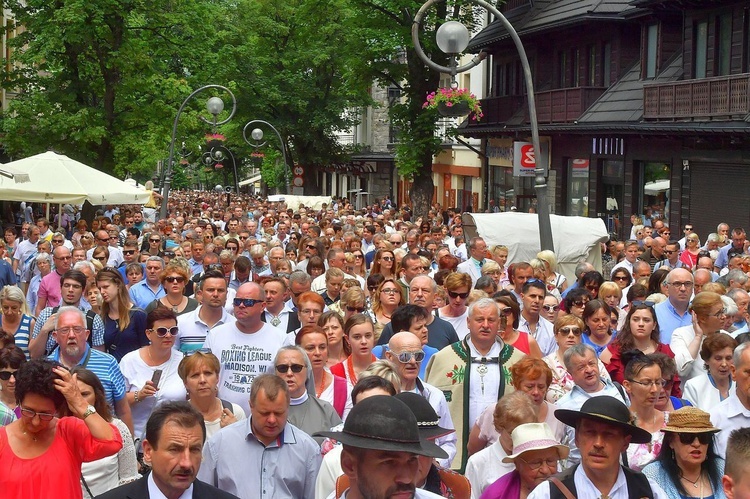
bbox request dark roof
[468,0,638,51]
[459,120,750,136]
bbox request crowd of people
[1,191,750,498]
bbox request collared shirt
[0,399,16,426]
[262,305,293,334]
[528,463,668,499]
[518,315,557,356]
[128,279,166,309]
[197,418,321,499]
[187,258,203,276]
[34,304,106,356]
[36,269,65,311]
[174,305,236,355]
[654,299,691,344]
[610,259,635,278]
[466,337,502,428]
[330,489,443,499]
[148,470,193,499]
[86,246,124,267]
[710,394,750,458]
[48,344,126,407]
[228,270,252,291]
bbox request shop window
[566,159,589,216]
[646,24,658,78]
[694,20,708,78]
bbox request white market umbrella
[0,151,151,205]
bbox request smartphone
[151,369,163,386]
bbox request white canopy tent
[267,194,332,212]
[0,151,151,205]
[462,212,610,282]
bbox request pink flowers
[423,87,484,120]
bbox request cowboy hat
[314,395,448,459]
[661,407,721,434]
[502,423,570,462]
[394,392,455,441]
[555,395,652,444]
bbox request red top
[509,331,531,356]
[0,417,123,499]
[606,342,682,397]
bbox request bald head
[652,237,666,256]
[388,331,422,352]
[693,268,712,294]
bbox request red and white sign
[513,141,549,177]
[571,158,590,178]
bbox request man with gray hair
[286,270,312,311]
[556,343,628,465]
[425,297,526,471]
[711,342,750,458]
[727,288,750,336]
[561,261,595,298]
[721,268,749,290]
[311,247,362,292]
[655,267,693,343]
[128,255,165,308]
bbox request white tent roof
[239,174,262,187]
[0,152,151,205]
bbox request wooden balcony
[479,95,526,124]
[534,87,607,123]
[643,73,750,120]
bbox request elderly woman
[494,295,542,357]
[0,345,26,417]
[178,351,245,439]
[0,286,35,359]
[482,260,503,287]
[119,308,186,441]
[274,345,342,444]
[465,392,537,499]
[543,314,610,403]
[72,367,140,496]
[480,422,568,499]
[295,325,351,420]
[561,287,591,318]
[25,252,51,318]
[0,359,122,498]
[670,291,728,382]
[600,302,674,385]
[437,271,473,340]
[683,332,736,410]
[642,407,726,499]
[581,299,615,356]
[510,358,565,440]
[144,262,199,316]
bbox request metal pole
[160,85,237,220]
[242,120,291,194]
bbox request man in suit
[456,237,487,286]
[97,401,238,499]
[260,276,301,334]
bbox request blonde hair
[598,281,622,301]
[360,359,402,392]
[0,285,30,315]
[466,289,489,306]
[536,250,558,273]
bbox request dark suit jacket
[261,309,301,334]
[95,474,239,499]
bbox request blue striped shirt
[48,344,126,407]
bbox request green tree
[1,0,224,178]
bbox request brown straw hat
[662,407,720,434]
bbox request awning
[644,179,670,195]
[239,174,262,187]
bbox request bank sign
[513,141,549,177]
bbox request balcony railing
[643,73,750,120]
[534,87,607,123]
[478,95,526,124]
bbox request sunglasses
[150,238,161,243]
[542,304,560,312]
[52,239,64,243]
[677,432,712,445]
[0,370,18,381]
[613,275,630,281]
[306,244,317,250]
[123,250,136,255]
[497,307,514,317]
[205,264,224,272]
[558,326,582,336]
[381,256,394,262]
[149,326,179,337]
[275,364,305,374]
[97,238,110,242]
[632,300,655,308]
[448,290,469,299]
[572,299,589,307]
[393,350,425,363]
[233,298,263,307]
[164,276,185,283]
[346,306,366,313]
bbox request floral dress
[626,412,668,471]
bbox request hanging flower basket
[423,87,483,121]
[251,151,265,159]
[214,163,224,170]
[205,133,226,150]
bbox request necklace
[346,356,362,385]
[680,470,702,489]
[23,430,37,442]
[316,371,328,398]
[164,296,183,312]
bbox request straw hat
[662,407,720,434]
[502,423,570,463]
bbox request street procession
[1,0,750,498]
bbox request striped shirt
[174,305,236,355]
[48,345,126,407]
[33,306,105,356]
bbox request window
[717,13,732,75]
[646,24,658,78]
[587,45,597,86]
[694,21,708,78]
[603,43,612,86]
[572,49,580,87]
[558,51,568,88]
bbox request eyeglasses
[56,326,87,335]
[393,350,425,363]
[677,432,713,445]
[517,457,559,471]
[685,227,693,232]
[20,407,56,421]
[52,239,64,243]
[498,307,514,317]
[205,264,224,272]
[572,299,589,307]
[448,290,469,299]
[97,238,109,242]
[233,298,263,307]
[632,300,655,308]
[664,250,676,255]
[275,364,305,374]
[710,308,727,318]
[613,275,630,281]
[0,370,18,381]
[164,276,185,283]
[669,281,693,289]
[628,378,667,388]
[61,283,82,290]
[558,326,582,336]
[347,306,365,313]
[149,326,179,337]
[542,304,560,312]
[381,288,400,295]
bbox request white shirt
[329,488,443,499]
[465,440,513,499]
[148,470,193,499]
[528,463,668,499]
[86,245,124,267]
[683,373,734,412]
[670,325,729,382]
[610,259,635,278]
[439,309,469,340]
[311,272,365,293]
[518,314,557,356]
[174,305,236,355]
[467,337,502,428]
[710,394,750,458]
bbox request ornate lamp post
[411,0,553,250]
[160,85,237,220]
[242,120,290,194]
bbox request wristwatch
[81,405,97,420]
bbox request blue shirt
[48,344,126,407]
[654,299,691,344]
[128,279,165,309]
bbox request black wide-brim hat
[555,395,652,444]
[314,395,448,459]
[394,391,455,441]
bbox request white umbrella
[0,151,150,205]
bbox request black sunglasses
[123,250,136,255]
[0,370,18,381]
[497,307,514,317]
[347,306,365,313]
[233,298,263,307]
[448,290,469,299]
[677,432,712,445]
[632,300,656,308]
[165,276,185,283]
[275,364,305,374]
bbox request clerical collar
[290,392,309,406]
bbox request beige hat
[502,422,570,463]
[662,407,720,434]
